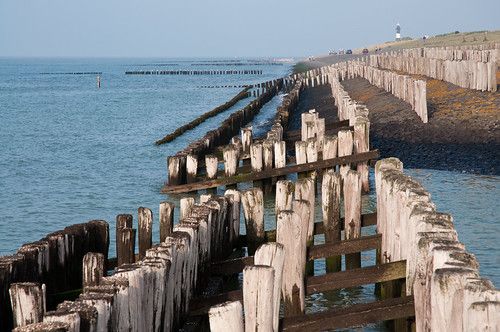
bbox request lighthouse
[395,23,401,41]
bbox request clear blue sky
[1,0,498,57]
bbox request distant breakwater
[125,69,263,75]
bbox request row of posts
[375,158,499,331]
[8,192,241,331]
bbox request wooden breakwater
[4,54,498,331]
[155,87,251,145]
[0,220,109,331]
[125,70,263,75]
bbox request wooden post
[338,130,353,179]
[12,322,69,331]
[254,243,285,332]
[273,141,286,169]
[241,188,264,255]
[241,127,253,154]
[186,154,198,184]
[323,135,338,161]
[118,228,136,265]
[180,197,195,220]
[9,283,46,328]
[205,154,219,180]
[243,265,274,332]
[167,155,185,185]
[138,207,153,260]
[306,137,318,181]
[354,117,370,192]
[344,170,362,269]
[276,210,306,316]
[82,253,105,287]
[295,177,315,251]
[116,214,133,266]
[208,301,244,332]
[295,141,307,179]
[275,180,294,219]
[43,311,81,332]
[250,143,263,189]
[159,201,174,242]
[321,170,342,272]
[262,139,274,192]
[223,144,239,177]
[225,189,241,247]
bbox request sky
[0,0,499,58]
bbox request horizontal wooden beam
[238,212,377,246]
[213,233,381,276]
[306,260,406,294]
[161,150,379,194]
[307,234,381,260]
[281,296,415,331]
[189,261,405,314]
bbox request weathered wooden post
[138,207,153,260]
[295,140,307,179]
[243,265,275,332]
[208,301,244,332]
[276,210,306,316]
[180,197,195,220]
[186,154,198,184]
[118,228,136,265]
[159,201,174,242]
[306,137,318,181]
[323,135,338,161]
[223,144,239,177]
[321,170,342,272]
[9,283,46,328]
[116,214,134,266]
[262,139,274,192]
[12,322,69,332]
[344,170,362,269]
[254,243,285,332]
[295,178,315,268]
[273,141,286,169]
[275,180,294,220]
[241,127,253,154]
[354,117,370,192]
[82,253,105,287]
[205,154,219,180]
[225,189,241,247]
[167,155,185,185]
[250,143,263,189]
[241,188,264,255]
[338,130,353,179]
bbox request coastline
[293,57,500,175]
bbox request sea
[0,58,498,331]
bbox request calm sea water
[0,58,498,329]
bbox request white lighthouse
[395,23,401,41]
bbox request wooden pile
[0,220,109,331]
[9,193,238,331]
[375,158,500,331]
[367,53,497,92]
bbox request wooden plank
[306,260,406,294]
[238,212,377,246]
[307,234,381,260]
[161,149,379,194]
[281,296,415,331]
[212,234,381,276]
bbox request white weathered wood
[275,180,294,217]
[338,130,353,179]
[223,144,239,177]
[254,243,285,331]
[262,140,274,171]
[321,170,342,272]
[186,154,198,183]
[9,283,46,328]
[322,135,338,161]
[180,197,195,220]
[243,265,274,332]
[241,188,264,255]
[159,201,174,242]
[353,116,370,192]
[294,141,307,165]
[205,154,219,180]
[209,301,244,332]
[241,127,253,154]
[82,252,105,288]
[343,170,362,269]
[273,141,286,169]
[250,143,263,172]
[294,177,315,246]
[44,311,80,332]
[225,189,241,246]
[276,210,306,316]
